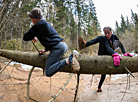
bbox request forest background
[0,0,138,55]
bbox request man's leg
[45,42,68,77]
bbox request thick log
[0,49,138,74]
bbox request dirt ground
[0,57,138,102]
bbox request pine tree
[120,15,127,33]
[88,0,101,35]
[115,21,120,37]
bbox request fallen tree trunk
[0,49,138,74]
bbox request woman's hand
[39,49,46,54]
[112,53,122,66]
[32,37,37,43]
[124,53,133,57]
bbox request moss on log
[0,49,138,74]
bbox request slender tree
[120,15,127,33]
[115,21,120,37]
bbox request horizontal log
[0,49,138,74]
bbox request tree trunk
[0,49,137,74]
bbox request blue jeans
[45,42,68,77]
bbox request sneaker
[69,50,80,73]
[97,88,102,92]
[78,36,86,50]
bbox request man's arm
[23,24,38,41]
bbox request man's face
[31,18,38,24]
[104,29,112,39]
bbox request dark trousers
[98,75,106,89]
[45,42,68,77]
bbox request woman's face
[104,29,112,39]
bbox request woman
[78,26,132,92]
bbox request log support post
[27,66,35,102]
[0,59,12,74]
[74,73,80,102]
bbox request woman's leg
[45,42,68,77]
[98,74,106,89]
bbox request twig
[48,73,73,102]
[0,59,12,74]
[31,41,39,52]
[31,41,41,55]
[74,74,80,102]
[5,66,15,85]
[27,66,35,102]
[29,97,39,102]
[0,83,27,85]
[125,67,135,78]
[30,83,43,99]
[120,74,129,102]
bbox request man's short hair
[27,7,42,19]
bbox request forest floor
[0,56,138,102]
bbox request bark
[0,49,137,74]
